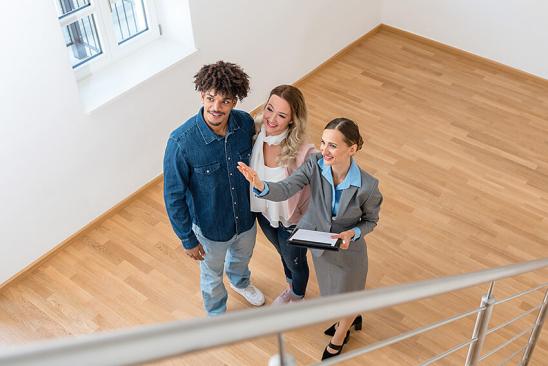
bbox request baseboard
[293,24,382,87]
[0,175,164,290]
[379,24,548,86]
[248,24,382,117]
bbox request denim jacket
[163,108,255,249]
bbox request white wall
[0,0,382,284]
[382,0,548,79]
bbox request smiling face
[200,90,237,130]
[263,94,292,136]
[320,128,357,168]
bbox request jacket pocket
[239,149,252,166]
[194,161,221,175]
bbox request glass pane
[63,14,103,68]
[109,0,149,44]
[57,0,91,17]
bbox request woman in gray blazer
[238,118,382,360]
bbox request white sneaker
[272,288,303,305]
[229,283,265,306]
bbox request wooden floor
[1,28,547,365]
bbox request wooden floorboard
[1,29,547,365]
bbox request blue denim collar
[196,107,241,144]
[318,157,361,190]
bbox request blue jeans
[193,223,257,316]
[257,214,309,297]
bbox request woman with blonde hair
[250,85,316,304]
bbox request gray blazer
[262,153,382,255]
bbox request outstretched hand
[331,230,356,250]
[237,162,265,191]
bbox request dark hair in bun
[324,117,364,150]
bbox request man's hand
[331,230,356,250]
[185,244,205,261]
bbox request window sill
[77,38,197,113]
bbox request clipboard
[288,228,341,251]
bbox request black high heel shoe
[324,315,362,336]
[321,331,350,360]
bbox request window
[53,0,195,112]
[55,0,160,76]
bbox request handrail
[316,306,483,366]
[498,346,527,366]
[0,258,546,366]
[493,282,548,305]
[479,326,534,362]
[419,339,475,366]
[485,304,542,335]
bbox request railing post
[520,289,548,366]
[268,332,296,366]
[465,281,496,366]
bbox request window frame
[56,0,161,80]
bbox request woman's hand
[331,230,356,250]
[237,162,265,191]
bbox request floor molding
[0,175,164,290]
[380,24,548,86]
[250,24,383,116]
[293,24,382,87]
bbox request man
[163,61,265,316]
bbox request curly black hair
[193,61,250,101]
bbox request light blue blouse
[256,158,362,240]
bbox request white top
[249,126,292,228]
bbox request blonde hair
[257,85,308,167]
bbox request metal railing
[0,258,546,366]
